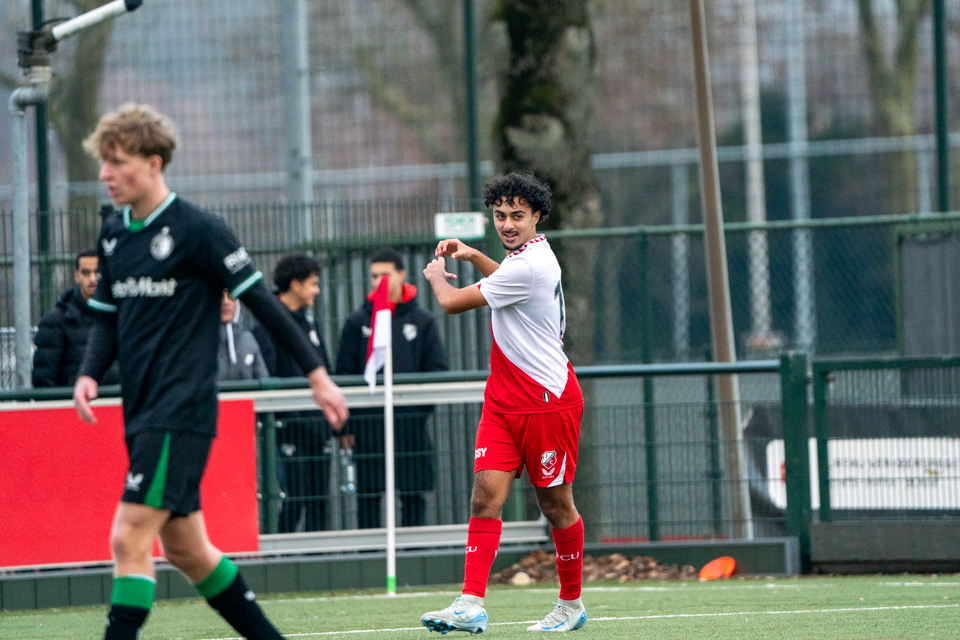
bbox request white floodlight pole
[384,344,397,595]
[10,0,143,388]
[51,0,143,42]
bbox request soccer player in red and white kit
[421,173,586,634]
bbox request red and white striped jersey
[477,235,583,414]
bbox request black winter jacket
[32,286,119,388]
[252,300,330,378]
[335,288,447,378]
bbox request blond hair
[83,103,177,169]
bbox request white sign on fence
[434,212,486,240]
[765,437,960,510]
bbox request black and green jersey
[87,194,263,436]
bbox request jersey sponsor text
[112,277,177,299]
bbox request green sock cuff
[111,575,156,609]
[195,556,239,600]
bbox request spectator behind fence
[32,249,119,388]
[252,254,333,532]
[336,248,447,528]
[217,291,269,381]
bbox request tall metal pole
[786,0,814,354]
[739,0,772,347]
[10,0,142,389]
[689,0,752,539]
[933,0,949,212]
[463,0,481,207]
[33,0,53,311]
[11,93,42,388]
[281,0,314,240]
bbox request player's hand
[308,367,349,431]
[73,375,99,425]
[435,239,475,262]
[423,257,457,283]
[338,434,355,452]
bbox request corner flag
[364,275,392,391]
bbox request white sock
[560,597,583,610]
[460,593,484,607]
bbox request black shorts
[122,431,213,517]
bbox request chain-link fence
[250,365,786,543]
[3,205,960,389]
[813,356,960,523]
[1,0,957,213]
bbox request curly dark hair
[482,173,552,223]
[273,254,320,293]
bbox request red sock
[553,517,584,601]
[462,517,502,598]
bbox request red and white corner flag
[364,275,392,392]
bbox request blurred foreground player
[420,173,586,633]
[73,103,348,640]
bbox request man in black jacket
[252,254,333,532]
[33,250,119,387]
[336,248,447,528]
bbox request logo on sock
[466,546,478,553]
[244,590,255,601]
[557,552,581,562]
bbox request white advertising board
[765,437,960,510]
[434,212,486,240]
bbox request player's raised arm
[423,257,488,315]
[435,238,500,277]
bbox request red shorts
[474,405,583,487]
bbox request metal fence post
[639,231,659,541]
[261,412,280,534]
[780,351,810,570]
[813,365,831,523]
[706,363,723,537]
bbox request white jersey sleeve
[476,258,534,310]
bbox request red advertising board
[0,399,260,568]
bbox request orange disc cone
[698,556,735,581]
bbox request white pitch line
[882,581,960,587]
[266,582,829,604]
[195,603,960,640]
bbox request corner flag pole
[384,343,397,595]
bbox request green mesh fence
[2,0,958,211]
[813,357,960,523]
[2,206,960,389]
[251,369,785,540]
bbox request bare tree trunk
[492,0,602,539]
[492,0,601,363]
[857,0,929,214]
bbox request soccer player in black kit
[73,103,349,640]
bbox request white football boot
[526,601,587,632]
[421,595,489,634]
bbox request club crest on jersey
[102,237,117,256]
[150,226,174,260]
[541,451,558,474]
[403,323,417,342]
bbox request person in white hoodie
[217,291,269,381]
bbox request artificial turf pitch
[1,575,958,639]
